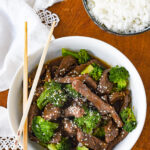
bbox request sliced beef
[42,103,61,121]
[120,90,131,111]
[109,90,131,112]
[28,64,49,88]
[97,69,113,95]
[51,65,58,78]
[109,91,125,113]
[109,92,125,105]
[63,119,77,137]
[113,100,123,114]
[85,75,98,90]
[54,74,87,83]
[55,74,97,90]
[101,115,111,123]
[107,130,128,150]
[72,80,123,127]
[45,68,52,82]
[29,133,40,143]
[55,56,77,77]
[50,132,62,144]
[28,102,41,133]
[104,120,119,143]
[67,59,102,76]
[77,129,108,150]
[48,57,63,78]
[101,95,108,103]
[64,104,85,118]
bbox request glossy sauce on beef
[28,54,132,150]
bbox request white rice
[87,0,150,33]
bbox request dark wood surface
[0,0,150,149]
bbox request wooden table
[0,0,150,149]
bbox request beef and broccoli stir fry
[28,49,137,150]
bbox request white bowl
[7,36,147,150]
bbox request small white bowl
[7,36,147,150]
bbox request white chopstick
[23,22,28,150]
[14,21,56,149]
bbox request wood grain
[1,0,150,149]
[23,21,28,150]
[0,90,8,107]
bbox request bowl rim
[7,36,147,149]
[82,0,150,36]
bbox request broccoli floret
[120,107,137,132]
[81,64,94,74]
[109,66,129,91]
[93,127,105,139]
[81,63,103,81]
[64,84,81,99]
[32,116,58,143]
[48,138,71,150]
[37,81,67,109]
[62,48,91,64]
[77,146,89,150]
[48,144,57,150]
[74,107,101,134]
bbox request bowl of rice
[83,0,150,35]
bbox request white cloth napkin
[0,0,60,91]
[0,107,14,136]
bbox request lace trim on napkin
[37,9,60,28]
[0,137,22,150]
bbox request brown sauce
[29,55,110,81]
[28,53,132,150]
[45,55,111,70]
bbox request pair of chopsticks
[14,21,56,149]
